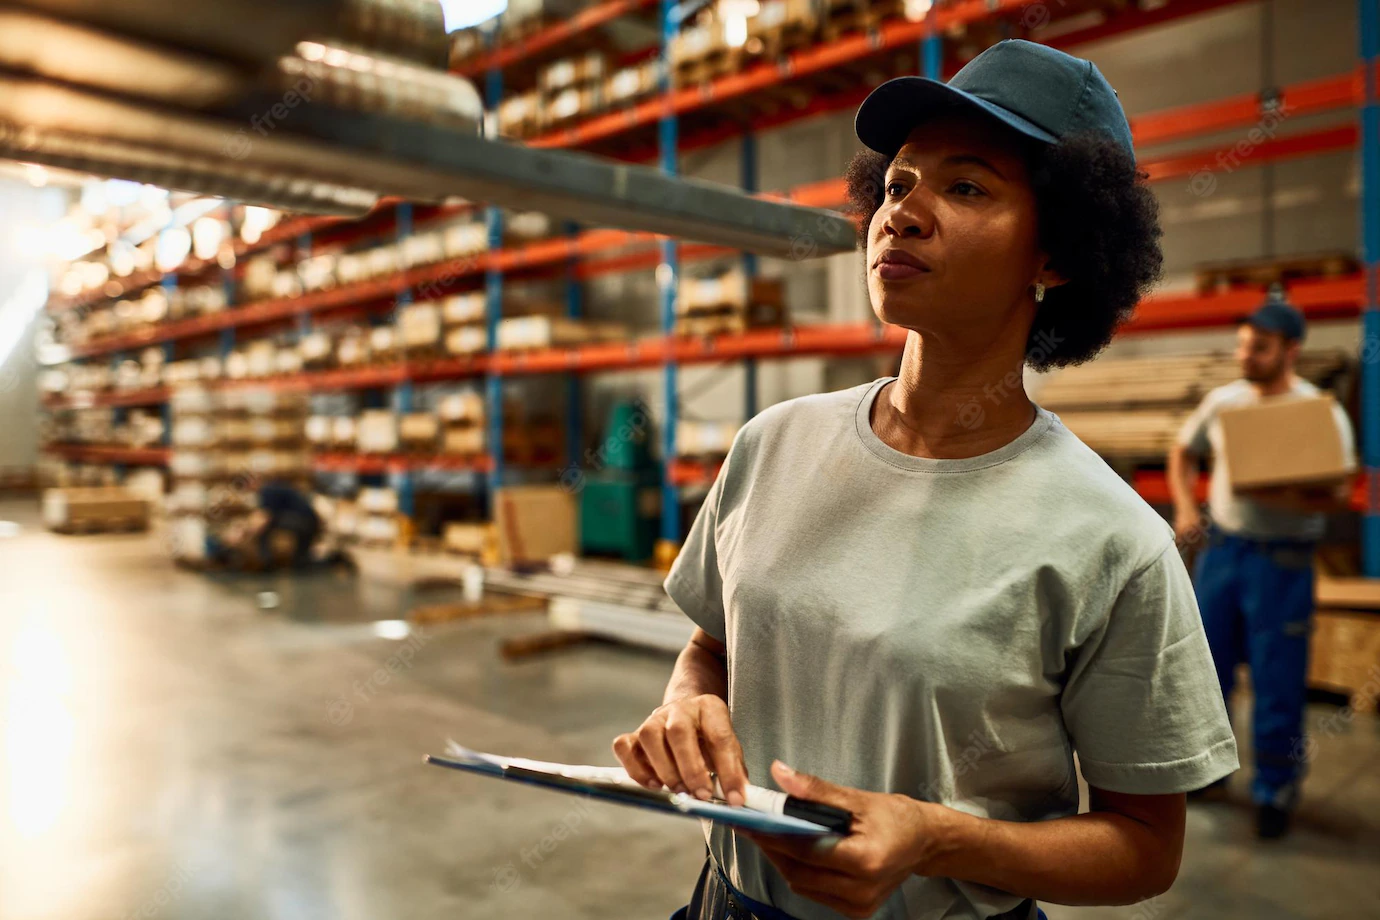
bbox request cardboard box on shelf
[442,425,485,456]
[399,302,443,350]
[1219,396,1354,491]
[399,413,441,449]
[438,391,485,425]
[300,332,335,367]
[493,485,577,566]
[369,326,399,361]
[357,411,400,454]
[538,51,606,94]
[337,332,370,367]
[679,270,785,314]
[496,316,626,350]
[603,60,658,107]
[358,487,399,515]
[306,416,333,446]
[445,325,488,356]
[442,292,487,325]
[330,415,357,449]
[543,85,601,127]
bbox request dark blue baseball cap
[1245,295,1306,341]
[854,39,1134,159]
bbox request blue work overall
[1192,527,1315,809]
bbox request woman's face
[865,112,1048,344]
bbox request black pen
[714,777,854,835]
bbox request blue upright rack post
[297,232,315,337]
[391,204,416,517]
[741,132,758,420]
[658,0,681,549]
[564,220,584,471]
[921,30,941,81]
[484,54,506,499]
[159,274,178,449]
[1360,0,1380,574]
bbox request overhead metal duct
[0,0,857,258]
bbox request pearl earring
[1034,282,1046,303]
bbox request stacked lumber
[1038,349,1350,461]
[1194,251,1360,295]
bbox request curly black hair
[845,132,1163,370]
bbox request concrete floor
[0,499,1376,920]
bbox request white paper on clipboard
[435,741,831,836]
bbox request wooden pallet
[674,302,788,337]
[1194,251,1360,295]
[672,47,744,87]
[820,0,904,40]
[53,515,148,535]
[408,592,548,625]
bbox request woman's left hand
[743,761,956,920]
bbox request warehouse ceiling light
[440,0,507,31]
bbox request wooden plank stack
[1194,251,1360,295]
[1037,349,1351,462]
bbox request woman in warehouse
[612,40,1239,920]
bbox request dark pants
[672,858,1043,920]
[1193,529,1315,809]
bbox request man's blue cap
[1245,295,1306,342]
[854,39,1134,159]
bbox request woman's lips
[876,262,928,281]
[873,250,932,281]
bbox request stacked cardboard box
[676,269,787,335]
[167,386,310,565]
[438,391,487,455]
[43,487,151,534]
[602,59,659,110]
[356,486,402,547]
[399,301,445,357]
[539,51,606,131]
[357,410,401,454]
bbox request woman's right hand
[612,694,750,806]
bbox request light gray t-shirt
[1177,378,1356,541]
[665,378,1238,920]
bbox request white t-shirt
[666,378,1238,920]
[1177,378,1356,541]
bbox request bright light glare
[372,620,411,640]
[724,15,748,47]
[440,0,507,30]
[5,614,74,838]
[0,271,49,370]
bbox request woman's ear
[1036,259,1069,291]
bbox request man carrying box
[1168,295,1355,839]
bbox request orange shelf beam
[311,452,495,475]
[453,0,657,76]
[42,387,171,410]
[1133,469,1367,513]
[667,458,724,488]
[42,444,171,465]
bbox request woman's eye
[885,181,907,197]
[950,180,984,197]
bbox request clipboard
[424,744,832,836]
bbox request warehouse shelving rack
[40,0,1380,571]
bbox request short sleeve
[1061,545,1239,794]
[1333,401,1357,467]
[664,462,729,642]
[1176,395,1213,455]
